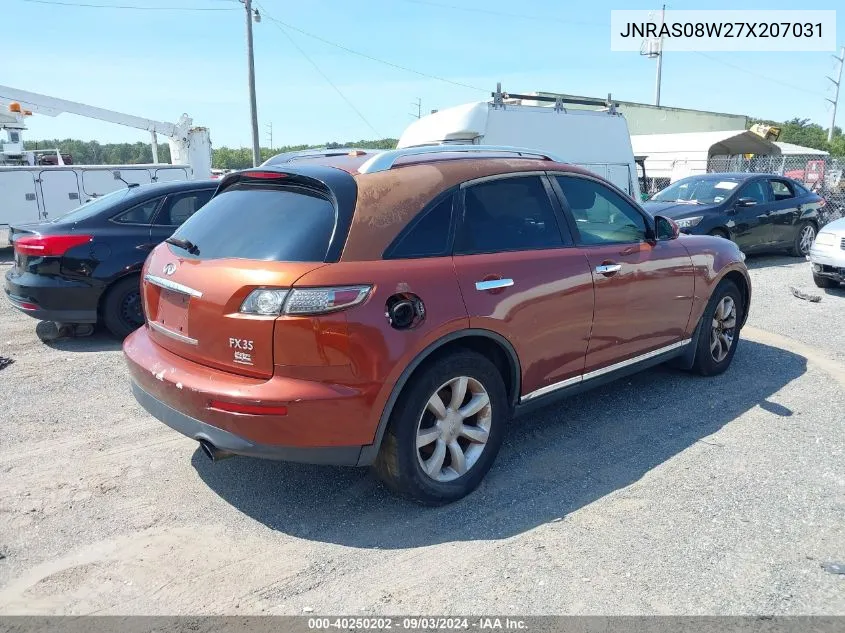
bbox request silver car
[809,217,845,288]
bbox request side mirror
[655,215,680,240]
[736,197,757,207]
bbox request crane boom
[0,85,211,178]
[0,85,180,138]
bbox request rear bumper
[5,268,99,323]
[124,326,378,466]
[131,381,363,465]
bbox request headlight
[675,216,704,229]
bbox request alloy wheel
[710,295,737,363]
[799,225,816,255]
[415,376,492,482]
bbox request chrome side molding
[521,338,692,402]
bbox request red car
[124,146,751,505]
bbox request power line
[396,0,602,26]
[256,3,381,137]
[20,0,237,10]
[258,13,486,93]
[692,51,828,98]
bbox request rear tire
[373,350,508,505]
[690,279,743,377]
[102,275,144,339]
[790,221,816,257]
[813,273,839,289]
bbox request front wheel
[373,350,508,505]
[791,221,816,257]
[690,279,743,377]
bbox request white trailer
[0,86,211,244]
[398,85,640,198]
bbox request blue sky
[4,0,843,148]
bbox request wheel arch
[357,329,522,466]
[97,267,143,317]
[719,268,751,329]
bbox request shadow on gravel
[193,339,806,548]
[0,247,12,266]
[35,321,122,353]
[743,254,806,270]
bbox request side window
[555,176,647,245]
[112,197,162,224]
[739,180,768,204]
[386,195,453,259]
[154,190,214,226]
[455,176,567,255]
[769,179,794,201]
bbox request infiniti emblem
[163,263,177,276]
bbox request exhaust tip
[199,440,233,462]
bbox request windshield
[650,177,741,205]
[53,187,135,223]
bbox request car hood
[642,200,719,218]
[819,216,845,235]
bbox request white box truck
[398,87,640,199]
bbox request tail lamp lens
[239,286,370,316]
[285,286,371,314]
[13,234,92,257]
[240,289,289,315]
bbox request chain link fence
[641,154,845,228]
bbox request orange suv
[124,145,751,505]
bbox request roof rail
[262,147,372,166]
[357,144,564,174]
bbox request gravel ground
[0,250,843,615]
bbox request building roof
[631,130,782,157]
[773,141,829,156]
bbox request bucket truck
[0,86,211,244]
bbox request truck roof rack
[357,144,564,174]
[491,82,618,113]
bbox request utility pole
[654,4,665,107]
[826,46,844,142]
[242,0,261,166]
[266,122,273,151]
[410,97,422,119]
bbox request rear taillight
[13,234,92,257]
[239,286,371,316]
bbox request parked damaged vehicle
[643,173,826,257]
[5,180,217,338]
[124,146,751,505]
[809,216,845,288]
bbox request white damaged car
[809,217,845,288]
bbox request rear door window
[768,179,795,201]
[170,183,336,262]
[455,176,567,254]
[154,189,214,226]
[112,197,163,224]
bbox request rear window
[169,183,336,262]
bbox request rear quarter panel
[287,258,470,445]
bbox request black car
[642,173,825,256]
[5,180,217,338]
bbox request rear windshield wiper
[165,237,200,255]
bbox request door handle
[475,278,514,291]
[594,264,622,276]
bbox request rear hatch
[141,169,353,379]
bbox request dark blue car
[5,180,217,338]
[642,173,825,257]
